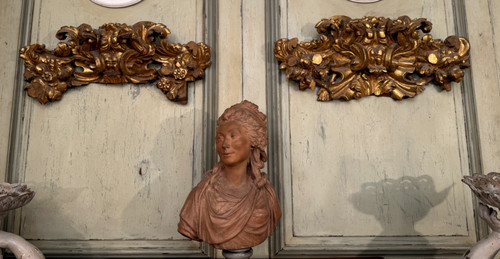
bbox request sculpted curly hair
[213,100,269,188]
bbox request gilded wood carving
[19,22,211,104]
[274,16,470,101]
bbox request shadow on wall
[120,108,201,240]
[21,186,87,240]
[349,175,452,257]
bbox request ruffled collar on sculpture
[178,170,281,249]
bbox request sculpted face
[216,121,252,168]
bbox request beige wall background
[1,0,499,258]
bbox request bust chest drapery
[178,170,281,249]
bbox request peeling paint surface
[19,0,202,242]
[281,0,476,251]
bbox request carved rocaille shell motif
[20,22,212,104]
[0,183,35,220]
[274,16,470,101]
[463,172,500,209]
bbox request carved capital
[20,22,212,104]
[274,16,470,101]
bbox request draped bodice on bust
[178,170,281,249]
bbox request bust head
[214,100,268,187]
[216,121,252,168]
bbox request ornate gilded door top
[274,16,470,101]
[20,21,212,104]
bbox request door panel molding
[5,0,217,258]
[266,0,482,257]
[452,0,488,241]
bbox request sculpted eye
[230,130,240,139]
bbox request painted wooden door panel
[270,0,477,257]
[14,0,207,256]
[0,0,23,183]
[3,0,500,258]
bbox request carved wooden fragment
[274,16,470,101]
[0,183,44,259]
[463,173,500,259]
[20,21,211,104]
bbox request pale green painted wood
[13,0,208,257]
[3,0,500,258]
[0,0,23,182]
[270,0,478,257]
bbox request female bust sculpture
[178,100,281,250]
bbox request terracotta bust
[178,100,281,250]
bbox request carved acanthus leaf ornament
[274,16,470,101]
[20,21,211,104]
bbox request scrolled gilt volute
[19,21,212,104]
[274,15,470,101]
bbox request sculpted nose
[222,138,230,148]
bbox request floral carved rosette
[274,16,470,101]
[20,21,211,104]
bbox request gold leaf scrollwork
[19,21,212,104]
[274,16,470,101]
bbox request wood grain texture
[242,0,267,111]
[217,0,243,116]
[465,0,500,174]
[0,0,23,182]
